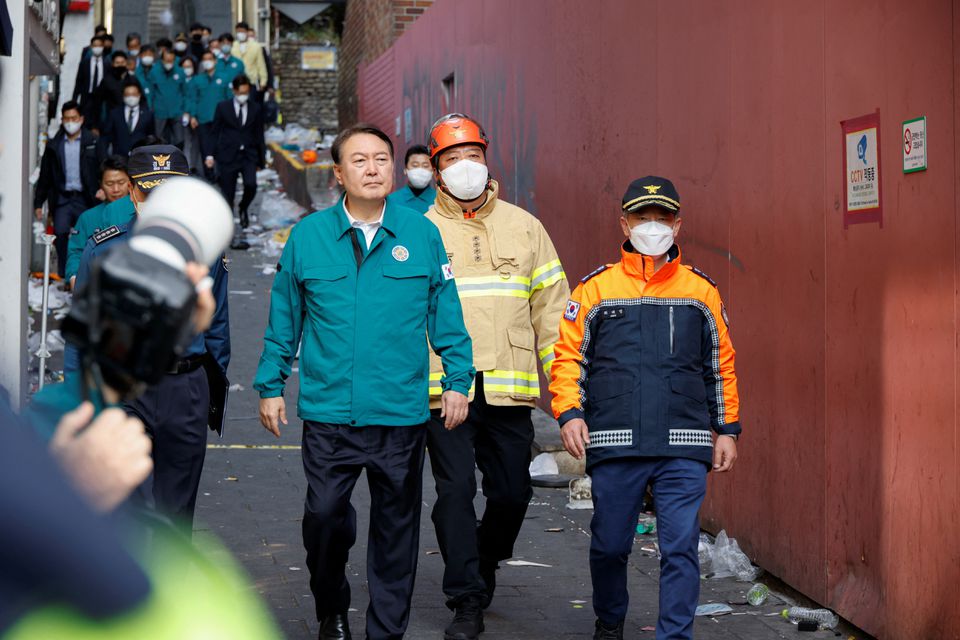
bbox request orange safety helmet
[428,113,489,161]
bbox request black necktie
[91,59,101,92]
[127,107,135,132]
[239,103,246,126]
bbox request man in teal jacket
[255,124,474,640]
[188,50,232,182]
[150,49,185,147]
[65,155,132,287]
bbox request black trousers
[302,421,427,640]
[217,153,257,215]
[196,122,217,182]
[426,375,535,607]
[52,192,88,277]
[124,367,209,527]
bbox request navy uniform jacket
[64,222,231,376]
[102,104,156,158]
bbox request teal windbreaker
[254,199,475,426]
[187,71,231,124]
[149,64,185,120]
[64,195,137,282]
[217,55,245,84]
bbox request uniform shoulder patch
[579,264,610,284]
[93,225,121,245]
[687,265,717,287]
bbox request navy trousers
[302,421,427,640]
[590,457,707,639]
[124,367,210,528]
[53,192,89,277]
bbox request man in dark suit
[102,78,156,157]
[73,34,108,132]
[33,101,104,277]
[208,74,264,233]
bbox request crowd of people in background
[34,21,274,278]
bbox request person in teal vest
[150,49,185,147]
[134,45,157,109]
[65,155,132,287]
[189,50,232,181]
[387,144,437,215]
[216,33,245,84]
[254,124,474,640]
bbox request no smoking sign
[902,116,927,173]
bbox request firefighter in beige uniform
[423,113,570,640]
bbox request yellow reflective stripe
[538,345,555,361]
[484,383,540,395]
[457,288,531,299]
[531,260,565,290]
[538,345,556,375]
[487,369,539,381]
[455,275,532,286]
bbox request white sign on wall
[845,124,880,212]
[902,116,927,173]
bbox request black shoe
[444,596,485,640]
[230,238,250,250]
[239,209,250,228]
[593,619,624,640]
[319,612,352,639]
[479,560,498,609]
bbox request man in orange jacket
[549,176,741,640]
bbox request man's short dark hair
[331,124,394,165]
[100,155,128,176]
[219,32,234,43]
[94,24,107,35]
[404,144,429,166]
[104,34,114,43]
[232,73,251,91]
[236,21,250,30]
[91,35,104,44]
[189,22,203,32]
[121,77,143,93]
[156,37,173,50]
[126,32,141,45]
[111,50,128,62]
[61,100,80,116]
[140,44,155,54]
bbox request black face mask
[112,66,126,78]
[192,33,202,41]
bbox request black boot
[239,208,250,229]
[479,560,498,609]
[318,612,351,639]
[444,595,484,640]
[593,619,624,640]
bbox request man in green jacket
[255,123,474,640]
[65,155,132,288]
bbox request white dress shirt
[343,199,385,249]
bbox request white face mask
[201,59,215,71]
[91,46,104,57]
[174,42,187,52]
[141,55,154,66]
[628,220,676,257]
[183,66,194,77]
[220,44,231,55]
[124,95,140,107]
[162,62,174,71]
[235,93,249,105]
[440,159,488,201]
[128,48,140,57]
[406,167,433,190]
[63,121,82,135]
[236,32,248,42]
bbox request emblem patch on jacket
[564,300,581,321]
[93,226,121,245]
[441,263,455,280]
[392,245,409,262]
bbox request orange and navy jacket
[549,243,740,470]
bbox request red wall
[359,1,960,636]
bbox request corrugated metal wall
[358,1,960,637]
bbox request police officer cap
[621,176,680,214]
[128,145,189,193]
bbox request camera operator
[26,148,232,531]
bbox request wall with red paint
[358,2,960,636]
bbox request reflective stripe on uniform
[482,369,540,396]
[455,274,533,299]
[428,371,476,396]
[538,344,556,375]
[531,259,565,291]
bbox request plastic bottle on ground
[746,583,769,606]
[781,607,839,629]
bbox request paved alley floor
[193,221,850,640]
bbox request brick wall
[275,40,339,131]
[338,0,434,128]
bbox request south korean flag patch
[564,300,581,321]
[441,263,455,281]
